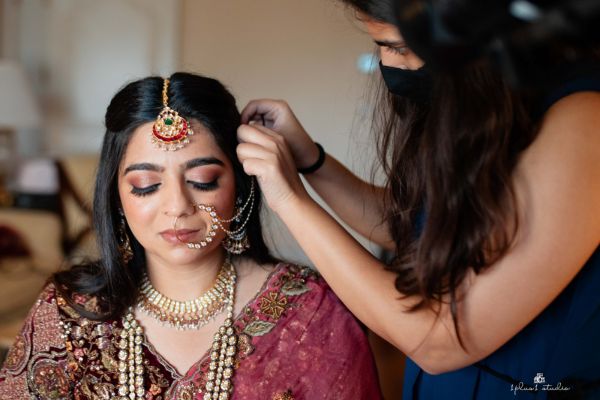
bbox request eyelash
[130,180,218,197]
[130,184,160,197]
[386,46,409,55]
[189,180,218,191]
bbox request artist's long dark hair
[53,72,275,320]
[342,0,537,331]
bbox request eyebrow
[374,40,406,47]
[123,157,224,175]
[184,157,224,170]
[124,163,163,174]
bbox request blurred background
[0,0,403,396]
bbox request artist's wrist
[273,190,313,219]
[297,143,325,174]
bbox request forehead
[361,16,404,42]
[121,120,231,167]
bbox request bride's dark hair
[53,72,274,320]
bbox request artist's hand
[241,100,320,170]
[237,122,310,214]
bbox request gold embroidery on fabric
[281,279,310,296]
[1,317,32,376]
[236,333,254,358]
[57,297,172,399]
[273,389,295,400]
[238,265,317,339]
[165,367,206,400]
[33,298,64,352]
[243,320,276,337]
[26,350,70,399]
[62,318,119,397]
[146,363,170,398]
[259,291,288,319]
[1,285,177,400]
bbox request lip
[160,229,200,245]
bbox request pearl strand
[117,312,144,399]
[204,263,237,400]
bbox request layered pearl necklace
[117,262,238,400]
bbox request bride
[0,73,382,399]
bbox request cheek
[118,183,158,232]
[408,54,425,69]
[199,179,237,219]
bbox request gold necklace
[117,262,238,400]
[138,263,231,330]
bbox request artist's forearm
[303,154,394,249]
[276,195,474,373]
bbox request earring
[118,210,133,264]
[222,229,250,254]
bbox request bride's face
[117,121,237,266]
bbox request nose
[163,179,195,218]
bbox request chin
[165,243,222,265]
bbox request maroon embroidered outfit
[0,264,382,399]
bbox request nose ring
[173,205,219,249]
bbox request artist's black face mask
[379,61,432,104]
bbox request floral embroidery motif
[236,333,254,358]
[166,381,197,400]
[259,291,288,319]
[27,356,71,399]
[237,265,316,339]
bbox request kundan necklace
[138,263,231,330]
[117,261,239,400]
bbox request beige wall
[180,0,379,264]
[4,0,380,264]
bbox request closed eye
[188,180,218,191]
[129,180,218,197]
[131,183,160,197]
[386,45,409,55]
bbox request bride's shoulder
[263,261,325,297]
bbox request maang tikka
[151,78,194,151]
[173,180,255,254]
